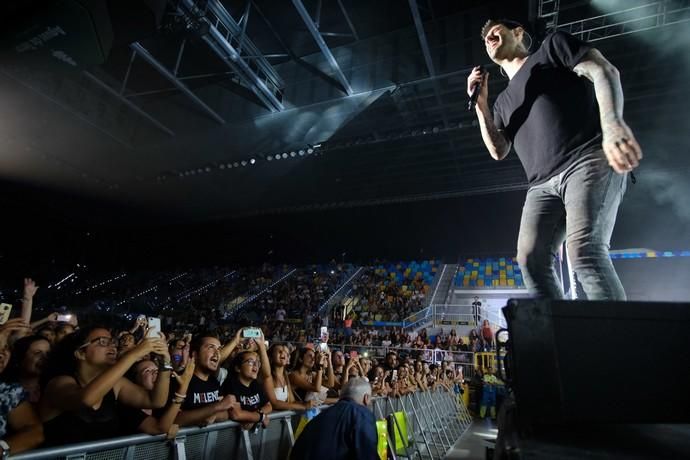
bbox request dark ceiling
[0,0,688,225]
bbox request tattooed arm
[573,49,643,173]
[467,67,512,160]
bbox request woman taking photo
[289,347,335,404]
[261,344,315,411]
[39,327,171,446]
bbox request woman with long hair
[3,335,51,404]
[120,358,196,437]
[261,344,315,411]
[289,347,335,404]
[39,327,171,446]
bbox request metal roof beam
[129,42,225,125]
[555,1,690,42]
[83,71,175,137]
[180,0,285,112]
[292,0,353,95]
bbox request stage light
[197,168,203,173]
[241,160,247,166]
[307,147,314,154]
[205,166,211,172]
[250,158,256,164]
[298,149,305,156]
[267,156,273,161]
[282,153,288,159]
[290,151,296,157]
[233,162,240,167]
[219,164,226,169]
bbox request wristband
[174,392,187,399]
[0,439,10,460]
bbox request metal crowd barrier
[11,389,471,460]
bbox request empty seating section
[454,257,525,288]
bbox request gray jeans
[516,150,627,300]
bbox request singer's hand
[467,67,489,106]
[601,119,643,174]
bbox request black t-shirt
[221,376,268,411]
[493,31,600,186]
[175,374,222,411]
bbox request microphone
[467,65,485,111]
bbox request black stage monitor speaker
[502,299,690,427]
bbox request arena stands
[455,257,525,288]
[0,260,511,458]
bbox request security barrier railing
[11,389,470,460]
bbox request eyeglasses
[242,359,261,368]
[79,336,118,349]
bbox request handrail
[11,391,471,460]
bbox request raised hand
[23,278,39,299]
[133,337,168,359]
[467,67,489,106]
[172,360,196,388]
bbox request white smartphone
[57,314,73,322]
[0,303,12,325]
[320,326,329,342]
[147,317,161,338]
[242,328,261,338]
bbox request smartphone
[0,303,12,325]
[147,317,161,338]
[172,354,183,364]
[320,326,328,342]
[57,314,73,322]
[319,342,328,352]
[392,370,398,382]
[242,328,261,338]
[350,350,358,359]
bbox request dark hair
[189,332,220,355]
[4,335,51,382]
[480,19,525,40]
[291,347,314,371]
[231,350,257,373]
[55,322,75,335]
[40,327,101,389]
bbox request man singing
[468,19,643,300]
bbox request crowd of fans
[0,275,477,456]
[0,258,508,457]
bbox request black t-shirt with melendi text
[493,31,600,186]
[221,376,268,411]
[174,374,222,411]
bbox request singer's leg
[563,151,627,300]
[516,179,567,299]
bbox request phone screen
[242,328,261,338]
[57,314,72,322]
[147,317,161,338]
[0,303,12,325]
